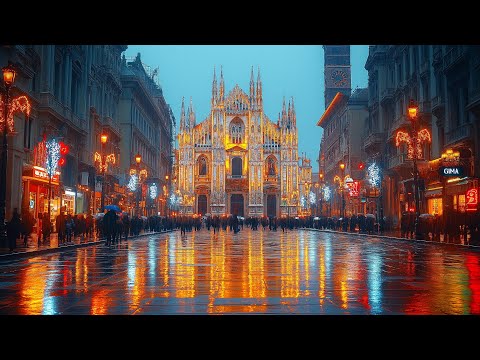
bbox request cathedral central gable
[226,84,250,114]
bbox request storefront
[62,186,76,215]
[425,185,443,216]
[22,165,61,223]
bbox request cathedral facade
[177,67,300,218]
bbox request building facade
[177,67,301,218]
[364,45,480,229]
[317,88,368,217]
[119,53,174,216]
[0,46,174,232]
[324,45,351,109]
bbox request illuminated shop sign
[31,166,60,183]
[466,188,478,212]
[439,166,464,177]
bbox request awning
[446,179,473,196]
[425,188,443,198]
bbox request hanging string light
[367,162,381,188]
[45,138,60,177]
[127,173,138,191]
[323,186,331,202]
[309,191,316,205]
[149,183,158,199]
[0,95,31,133]
[396,129,431,159]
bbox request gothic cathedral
[177,67,300,217]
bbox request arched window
[229,118,244,144]
[198,156,207,176]
[232,157,242,177]
[266,156,277,176]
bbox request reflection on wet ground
[0,229,479,314]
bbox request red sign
[466,188,478,212]
[346,181,360,197]
[33,166,60,183]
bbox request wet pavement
[0,228,479,314]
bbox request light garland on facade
[396,129,431,159]
[45,138,61,177]
[127,173,138,191]
[309,191,316,205]
[300,195,306,208]
[367,162,381,188]
[0,95,31,133]
[149,183,158,199]
[323,186,331,202]
[94,152,116,172]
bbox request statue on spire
[249,66,255,108]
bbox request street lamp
[1,64,31,247]
[407,99,422,240]
[165,175,169,216]
[100,132,107,212]
[339,163,345,219]
[135,153,142,216]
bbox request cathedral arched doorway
[230,194,244,217]
[267,195,276,218]
[198,195,207,215]
[232,157,242,177]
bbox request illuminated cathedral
[176,67,301,217]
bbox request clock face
[331,69,348,87]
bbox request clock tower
[323,45,351,109]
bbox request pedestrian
[21,208,34,247]
[56,212,66,245]
[42,212,51,243]
[6,208,22,251]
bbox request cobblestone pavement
[0,228,479,314]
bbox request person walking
[21,209,34,247]
[56,212,67,245]
[6,208,22,251]
[42,212,51,243]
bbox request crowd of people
[5,208,480,251]
[4,208,176,251]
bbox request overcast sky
[125,45,369,172]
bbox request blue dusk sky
[125,45,369,172]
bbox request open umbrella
[95,212,105,219]
[366,214,376,218]
[313,217,320,220]
[105,204,121,212]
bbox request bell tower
[323,45,351,108]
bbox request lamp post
[408,99,422,240]
[100,132,107,212]
[135,153,142,217]
[0,64,16,246]
[165,175,169,217]
[339,163,345,218]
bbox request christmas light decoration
[323,186,331,202]
[300,195,306,208]
[149,183,158,199]
[0,94,31,133]
[45,138,60,177]
[94,152,116,172]
[127,173,138,191]
[396,129,431,159]
[367,162,380,188]
[309,191,316,205]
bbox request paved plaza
[0,228,479,314]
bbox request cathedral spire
[180,97,186,132]
[287,99,292,130]
[281,96,287,128]
[219,65,225,104]
[188,96,196,129]
[212,66,217,108]
[291,96,296,127]
[256,66,263,109]
[249,66,255,108]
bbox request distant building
[323,45,351,108]
[317,88,368,217]
[176,67,301,218]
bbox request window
[266,156,276,176]
[229,118,244,144]
[232,157,242,177]
[198,156,207,176]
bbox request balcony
[431,95,445,118]
[104,116,121,139]
[387,153,410,170]
[265,175,279,184]
[380,88,394,104]
[443,46,467,72]
[363,132,384,152]
[39,92,88,134]
[389,114,409,135]
[195,144,212,149]
[445,123,472,146]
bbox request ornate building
[177,67,300,217]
